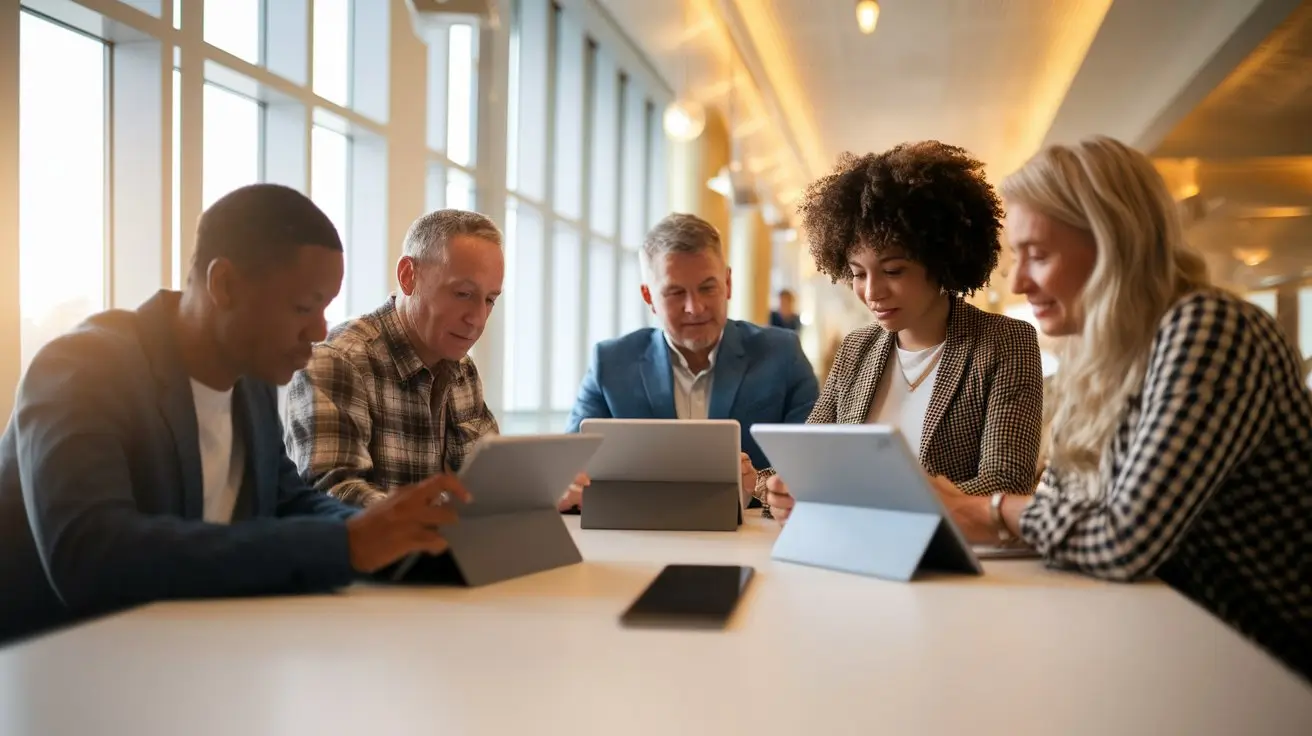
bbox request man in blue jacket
[565,214,818,507]
[0,184,467,645]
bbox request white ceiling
[598,0,1299,176]
[596,0,1311,287]
[756,0,1114,178]
[599,0,1114,180]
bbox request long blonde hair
[1001,137,1210,491]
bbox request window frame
[0,0,673,428]
[495,0,672,432]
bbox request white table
[2,515,1308,736]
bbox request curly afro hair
[797,141,1003,295]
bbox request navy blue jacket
[0,291,357,645]
[565,320,818,469]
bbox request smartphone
[620,564,755,629]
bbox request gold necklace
[903,344,945,393]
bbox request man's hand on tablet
[764,475,794,524]
[557,472,589,512]
[345,474,472,573]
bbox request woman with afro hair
[757,141,1045,520]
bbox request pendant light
[856,0,880,34]
[663,0,706,141]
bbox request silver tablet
[750,423,982,577]
[578,419,742,531]
[389,433,602,582]
[580,419,740,484]
[456,433,605,517]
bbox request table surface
[2,515,1308,736]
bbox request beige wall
[665,107,775,324]
[728,206,771,324]
[667,108,731,240]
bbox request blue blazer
[565,320,819,469]
[0,291,358,645]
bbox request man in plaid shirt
[285,210,520,508]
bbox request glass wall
[18,12,107,369]
[3,0,672,426]
[499,0,666,433]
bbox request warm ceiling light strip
[715,0,827,178]
[994,0,1113,176]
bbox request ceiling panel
[1155,0,1312,159]
[739,0,1113,177]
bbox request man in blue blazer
[565,214,818,505]
[0,185,466,645]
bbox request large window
[425,23,479,212]
[313,0,351,106]
[2,0,671,428]
[1246,289,1278,317]
[551,9,585,222]
[502,199,545,412]
[202,84,262,208]
[446,24,476,168]
[550,224,583,411]
[619,252,647,335]
[203,0,260,64]
[496,0,669,431]
[312,125,351,326]
[18,12,107,369]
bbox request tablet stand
[441,507,583,586]
[770,502,980,582]
[581,481,742,531]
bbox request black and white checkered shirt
[284,297,499,507]
[1022,290,1311,679]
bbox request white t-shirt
[864,342,944,457]
[191,379,245,524]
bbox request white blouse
[864,341,944,456]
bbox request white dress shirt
[663,331,720,420]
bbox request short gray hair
[402,209,503,262]
[641,213,723,273]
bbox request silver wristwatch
[989,492,1016,544]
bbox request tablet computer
[455,433,604,517]
[389,433,603,582]
[578,419,742,531]
[750,423,982,578]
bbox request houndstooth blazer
[756,297,1044,500]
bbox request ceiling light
[856,0,880,34]
[1232,247,1271,267]
[663,99,706,142]
[707,164,760,205]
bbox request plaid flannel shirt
[285,297,499,507]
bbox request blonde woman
[932,136,1311,679]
